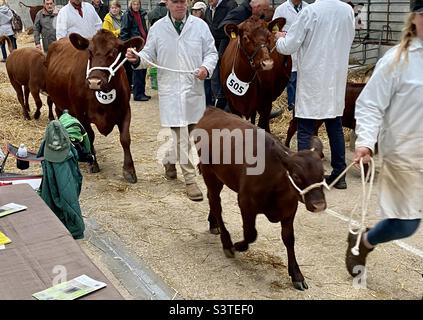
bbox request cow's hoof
[24,114,31,120]
[123,171,137,183]
[34,110,41,119]
[292,280,308,291]
[89,162,100,173]
[234,241,249,252]
[223,247,235,258]
[209,227,220,235]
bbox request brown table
[0,184,123,300]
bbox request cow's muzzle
[87,78,102,90]
[261,59,274,70]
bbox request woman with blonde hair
[345,0,423,278]
[102,0,122,37]
[0,0,17,62]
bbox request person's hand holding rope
[353,146,373,165]
[194,66,208,80]
[126,48,140,64]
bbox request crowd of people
[1,0,421,282]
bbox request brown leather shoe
[345,229,373,276]
[164,163,177,180]
[186,183,203,201]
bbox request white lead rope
[349,157,375,256]
[129,48,199,75]
[85,49,200,83]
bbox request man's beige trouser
[163,124,196,185]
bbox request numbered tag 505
[226,72,249,96]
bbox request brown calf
[194,108,326,290]
[6,47,54,121]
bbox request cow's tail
[19,1,31,8]
[0,35,13,54]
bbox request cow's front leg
[234,200,257,252]
[84,121,100,174]
[118,109,137,183]
[281,217,308,291]
[257,108,271,133]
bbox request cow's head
[224,16,286,71]
[282,137,326,213]
[69,30,144,91]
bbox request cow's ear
[268,17,287,33]
[310,136,324,159]
[121,36,145,53]
[69,33,90,50]
[224,24,239,39]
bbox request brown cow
[285,82,366,148]
[19,1,43,24]
[194,108,327,290]
[220,16,292,132]
[6,47,54,121]
[45,30,143,183]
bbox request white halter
[86,52,126,83]
[286,172,329,203]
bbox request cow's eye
[242,35,250,43]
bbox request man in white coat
[56,0,102,39]
[126,0,218,201]
[272,0,309,112]
[275,0,355,189]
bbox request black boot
[325,174,347,189]
[345,229,374,276]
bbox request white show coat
[272,0,309,72]
[56,2,102,40]
[355,39,423,219]
[136,15,218,127]
[275,0,355,119]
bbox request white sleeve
[136,28,158,70]
[355,53,398,153]
[201,25,218,78]
[93,9,102,31]
[275,8,309,55]
[55,9,67,39]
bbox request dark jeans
[297,116,346,177]
[1,34,17,60]
[211,59,227,109]
[287,71,297,109]
[367,218,421,246]
[204,79,213,106]
[124,61,133,89]
[132,68,147,99]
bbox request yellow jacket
[102,13,121,38]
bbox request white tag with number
[226,72,249,96]
[95,89,117,104]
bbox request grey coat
[34,9,58,53]
[0,5,13,36]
